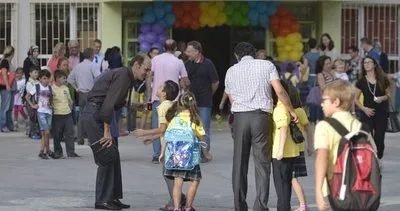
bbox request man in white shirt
[225,42,297,211]
[92,39,104,73]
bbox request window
[0,3,13,55]
[33,2,99,65]
[341,7,359,53]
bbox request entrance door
[172,26,231,111]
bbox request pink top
[47,56,61,72]
[151,52,188,102]
[68,55,80,71]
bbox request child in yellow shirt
[271,80,300,211]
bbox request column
[17,0,31,66]
[100,2,122,49]
[319,1,342,54]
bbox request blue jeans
[0,89,14,130]
[199,107,212,151]
[151,101,161,157]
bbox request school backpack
[164,116,202,170]
[325,118,381,211]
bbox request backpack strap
[287,73,294,82]
[35,84,40,103]
[324,118,349,137]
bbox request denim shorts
[37,112,52,131]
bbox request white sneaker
[378,160,383,171]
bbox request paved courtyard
[0,122,400,211]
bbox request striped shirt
[225,56,279,113]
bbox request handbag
[0,70,16,87]
[289,121,305,144]
[386,103,400,133]
[306,79,321,105]
[90,139,119,166]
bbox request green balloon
[225,4,234,15]
[241,17,249,26]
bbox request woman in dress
[354,56,390,160]
[320,33,341,61]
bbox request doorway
[172,26,231,112]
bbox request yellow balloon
[200,15,210,25]
[216,14,226,25]
[199,2,208,11]
[279,52,289,62]
[209,19,217,28]
[286,33,298,45]
[209,6,218,17]
[294,32,302,41]
[284,45,292,52]
[289,51,301,61]
[277,47,285,55]
[276,37,286,47]
[294,42,304,51]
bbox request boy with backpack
[314,80,380,211]
[51,70,80,159]
[25,69,55,159]
[25,67,41,139]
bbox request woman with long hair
[0,46,16,132]
[355,56,390,160]
[23,45,40,80]
[319,33,340,61]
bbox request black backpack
[325,118,381,211]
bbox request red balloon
[277,6,290,17]
[290,22,300,33]
[280,17,292,27]
[182,16,192,26]
[192,7,201,19]
[173,6,184,18]
[270,16,279,27]
[174,20,183,28]
[279,27,291,37]
[191,21,200,30]
[271,24,280,36]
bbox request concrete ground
[0,121,399,211]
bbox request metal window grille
[342,3,399,73]
[0,3,13,56]
[32,2,99,66]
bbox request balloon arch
[138,1,303,62]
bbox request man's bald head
[164,39,177,52]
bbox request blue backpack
[164,116,202,170]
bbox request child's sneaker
[47,151,56,159]
[32,134,41,140]
[14,121,18,131]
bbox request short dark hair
[54,70,67,81]
[83,48,94,59]
[29,67,40,73]
[234,42,256,60]
[94,39,102,45]
[39,69,51,79]
[15,67,24,74]
[147,47,159,57]
[348,45,359,52]
[130,54,145,67]
[360,37,372,45]
[266,56,274,62]
[316,55,331,74]
[286,63,295,73]
[163,80,180,101]
[320,33,335,51]
[308,38,317,49]
[187,41,203,53]
[164,40,177,52]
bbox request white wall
[17,0,31,67]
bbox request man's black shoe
[152,157,160,164]
[113,199,130,209]
[53,153,65,159]
[67,152,81,157]
[95,202,121,210]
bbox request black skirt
[164,165,202,182]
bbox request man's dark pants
[80,103,123,203]
[52,113,75,155]
[232,110,272,211]
[77,91,89,143]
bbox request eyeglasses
[364,61,374,64]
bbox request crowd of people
[0,31,393,211]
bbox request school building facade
[1,0,399,72]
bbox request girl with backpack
[161,92,212,211]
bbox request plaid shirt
[225,56,280,113]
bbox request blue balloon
[154,2,165,9]
[248,1,258,9]
[250,18,258,26]
[140,24,151,33]
[144,7,153,14]
[165,13,176,26]
[145,32,158,44]
[157,19,167,26]
[138,33,146,42]
[140,42,151,53]
[248,11,258,22]
[267,4,277,16]
[152,42,163,51]
[158,34,168,43]
[164,4,173,13]
[154,7,165,19]
[152,24,165,34]
[257,3,268,13]
[143,13,156,24]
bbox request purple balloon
[140,24,151,33]
[158,34,168,43]
[151,24,165,34]
[138,34,145,43]
[140,42,151,53]
[152,42,163,51]
[144,32,158,44]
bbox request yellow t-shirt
[52,84,72,115]
[157,100,173,141]
[167,111,206,138]
[314,111,375,196]
[272,101,300,158]
[295,107,309,152]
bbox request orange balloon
[183,16,192,26]
[174,20,183,28]
[279,27,291,37]
[173,6,184,18]
[191,21,201,30]
[270,16,279,27]
[271,25,280,36]
[192,7,201,19]
[280,17,292,27]
[276,6,289,17]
